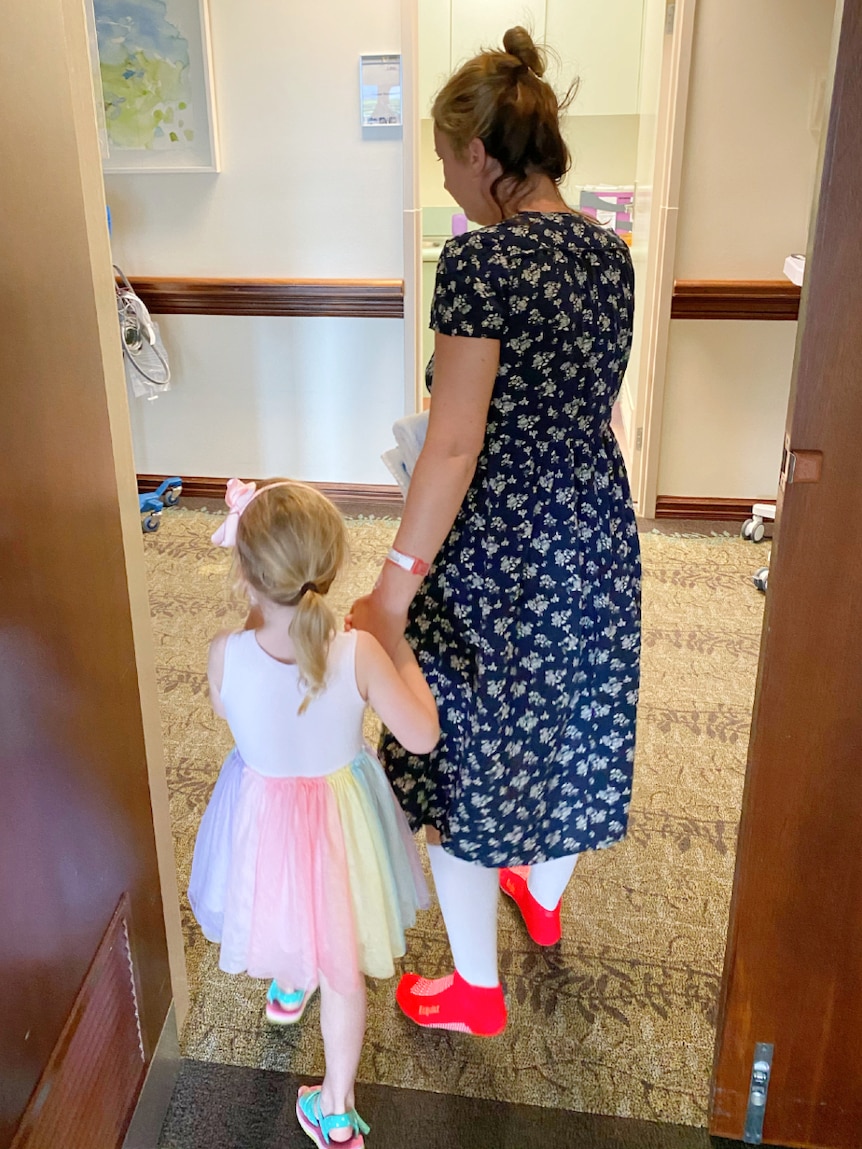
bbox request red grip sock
[396,970,507,1036]
[500,866,562,946]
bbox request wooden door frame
[710,0,862,1143]
[629,0,697,516]
[2,0,188,1142]
[401,0,424,413]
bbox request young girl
[188,478,439,1148]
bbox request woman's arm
[355,631,439,754]
[350,332,500,654]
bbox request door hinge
[665,1,676,35]
[779,433,822,491]
[635,426,644,451]
[743,1042,774,1145]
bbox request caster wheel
[741,516,766,543]
[753,566,769,593]
[142,512,161,533]
[163,484,182,506]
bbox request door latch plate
[780,433,822,490]
[743,1042,774,1145]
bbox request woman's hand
[346,589,408,658]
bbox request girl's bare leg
[318,971,366,1141]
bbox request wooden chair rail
[127,276,798,321]
[671,280,801,320]
[126,277,404,318]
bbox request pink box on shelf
[578,186,634,244]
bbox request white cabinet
[451,0,547,71]
[419,0,645,122]
[545,0,644,117]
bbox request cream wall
[106,0,406,484]
[657,0,834,500]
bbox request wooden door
[710,2,862,1145]
[0,0,184,1146]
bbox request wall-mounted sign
[359,54,402,129]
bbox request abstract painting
[93,0,219,172]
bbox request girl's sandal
[296,1086,370,1148]
[265,981,316,1025]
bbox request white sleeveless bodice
[220,629,366,778]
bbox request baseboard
[139,478,767,523]
[655,495,772,521]
[122,1005,181,1149]
[137,475,403,517]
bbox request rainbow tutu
[188,745,429,995]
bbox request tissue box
[578,186,634,244]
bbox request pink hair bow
[211,478,258,547]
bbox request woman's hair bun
[502,26,545,78]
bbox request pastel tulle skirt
[188,745,429,995]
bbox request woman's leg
[425,827,499,987]
[395,827,507,1036]
[500,852,579,945]
[527,853,578,910]
[317,972,366,1141]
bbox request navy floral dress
[380,212,641,867]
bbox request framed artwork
[92,0,220,173]
[359,54,402,129]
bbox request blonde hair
[234,482,348,713]
[431,26,577,213]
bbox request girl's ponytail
[290,584,337,713]
[234,482,348,712]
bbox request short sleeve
[430,235,507,339]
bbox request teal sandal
[296,1085,370,1148]
[265,980,316,1025]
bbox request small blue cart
[139,477,183,532]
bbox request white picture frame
[359,54,402,129]
[93,0,220,174]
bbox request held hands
[345,590,408,658]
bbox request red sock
[396,970,507,1036]
[500,866,562,946]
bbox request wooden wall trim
[138,475,403,517]
[671,280,801,321]
[127,277,404,318]
[654,495,771,522]
[129,276,797,321]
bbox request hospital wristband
[386,547,430,576]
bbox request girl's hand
[347,591,408,658]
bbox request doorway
[15,0,859,1139]
[403,0,695,514]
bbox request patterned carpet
[144,508,765,1127]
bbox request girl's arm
[207,630,232,719]
[355,631,439,755]
[350,332,500,655]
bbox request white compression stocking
[527,854,579,910]
[426,843,500,988]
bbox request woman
[350,26,640,1037]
